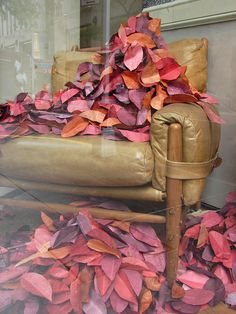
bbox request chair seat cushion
[0,135,154,186]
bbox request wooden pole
[166,123,183,286]
[0,198,166,224]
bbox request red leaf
[213,264,231,285]
[182,288,214,305]
[201,211,224,228]
[184,224,201,239]
[164,94,198,104]
[80,267,93,303]
[171,282,185,299]
[48,279,69,293]
[118,24,127,45]
[117,107,136,126]
[21,272,52,301]
[114,269,137,303]
[46,263,69,279]
[110,290,128,313]
[124,43,143,71]
[101,255,121,281]
[87,228,116,248]
[196,224,208,248]
[158,57,182,80]
[9,102,26,116]
[70,277,82,314]
[128,16,136,32]
[61,88,79,103]
[94,267,111,296]
[209,230,231,260]
[46,301,72,314]
[143,252,166,273]
[52,291,70,304]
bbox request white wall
[145,0,236,207]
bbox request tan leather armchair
[0,38,221,286]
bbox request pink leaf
[21,272,52,301]
[110,290,128,313]
[29,124,50,134]
[201,211,224,228]
[127,16,136,32]
[117,129,150,142]
[225,292,236,306]
[61,88,79,104]
[198,102,224,124]
[83,289,107,314]
[124,43,143,71]
[122,269,143,296]
[182,288,214,305]
[67,99,90,112]
[80,124,101,135]
[70,277,82,314]
[118,24,127,45]
[87,228,116,248]
[121,256,149,271]
[0,290,14,312]
[143,252,166,273]
[117,107,136,126]
[213,264,231,285]
[177,270,209,289]
[101,255,121,280]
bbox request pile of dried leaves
[0,193,236,313]
[0,13,223,143]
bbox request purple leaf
[0,290,14,312]
[143,252,166,273]
[51,225,79,248]
[203,277,225,306]
[29,124,51,134]
[24,299,39,314]
[101,255,121,280]
[83,289,107,314]
[225,292,236,306]
[170,301,201,314]
[130,223,164,250]
[136,107,148,125]
[117,107,136,126]
[76,62,92,80]
[128,89,146,110]
[182,288,214,306]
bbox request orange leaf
[121,71,141,89]
[100,117,120,127]
[43,246,71,260]
[144,276,161,291]
[141,62,160,85]
[171,282,185,299]
[139,288,152,313]
[41,212,56,232]
[111,220,130,233]
[148,19,161,36]
[143,89,155,109]
[150,85,167,110]
[61,116,88,138]
[127,33,155,48]
[91,53,104,64]
[114,269,137,303]
[87,239,120,258]
[197,224,208,248]
[79,110,106,123]
[100,66,113,80]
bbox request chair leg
[166,123,183,287]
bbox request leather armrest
[150,102,221,206]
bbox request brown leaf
[41,212,56,232]
[197,224,208,248]
[61,116,88,138]
[171,282,185,299]
[100,117,120,127]
[111,220,130,233]
[144,276,161,291]
[127,33,156,48]
[121,71,141,89]
[139,288,152,313]
[87,239,120,258]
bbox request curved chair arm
[150,102,221,206]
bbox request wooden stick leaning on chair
[166,123,183,286]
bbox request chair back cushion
[168,38,208,92]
